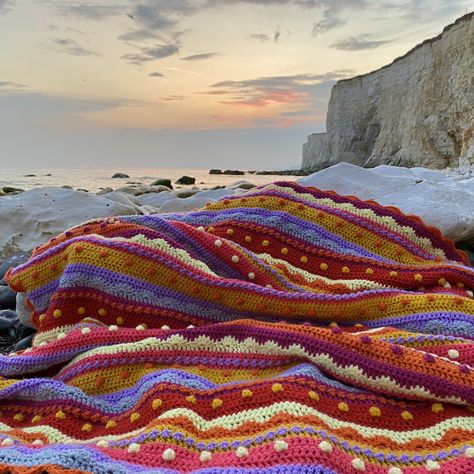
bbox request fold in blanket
[2,181,474,473]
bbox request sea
[0,168,301,193]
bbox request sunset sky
[0,0,471,169]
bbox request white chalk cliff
[302,12,474,170]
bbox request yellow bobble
[98,308,107,316]
[457,282,465,289]
[245,236,252,243]
[365,268,374,275]
[280,247,289,255]
[401,411,413,421]
[81,423,92,432]
[212,398,223,409]
[389,271,398,277]
[152,399,163,410]
[226,228,234,235]
[116,317,124,326]
[414,274,423,282]
[77,307,86,315]
[39,314,46,322]
[242,389,253,398]
[262,240,270,247]
[300,256,308,264]
[105,420,117,429]
[53,309,62,318]
[438,278,447,286]
[272,383,283,393]
[13,413,24,422]
[55,410,66,419]
[130,412,140,423]
[369,406,381,417]
[341,266,350,274]
[338,402,349,412]
[308,391,320,402]
[320,263,328,271]
[32,415,42,424]
[432,403,444,413]
[186,395,196,404]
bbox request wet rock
[209,169,222,174]
[17,324,35,339]
[112,172,130,179]
[151,179,173,189]
[1,186,24,195]
[176,176,195,185]
[0,287,17,309]
[0,310,19,329]
[0,253,30,281]
[176,189,198,199]
[223,169,245,175]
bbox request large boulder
[111,172,129,179]
[176,176,196,185]
[0,187,139,259]
[151,179,173,189]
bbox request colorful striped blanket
[2,181,474,473]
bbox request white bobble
[108,325,118,331]
[187,325,195,329]
[39,342,47,347]
[467,290,474,298]
[236,446,249,458]
[214,239,222,248]
[163,448,176,461]
[274,439,288,452]
[32,439,43,446]
[448,349,459,360]
[426,460,440,471]
[318,440,332,453]
[231,255,240,263]
[465,447,474,458]
[97,440,109,448]
[8,352,16,357]
[81,327,91,335]
[265,284,273,289]
[128,443,141,453]
[57,332,66,340]
[200,450,212,462]
[444,282,451,289]
[161,325,170,330]
[135,324,146,331]
[197,226,205,232]
[24,347,33,353]
[1,438,13,446]
[352,458,366,471]
[248,272,255,280]
[388,468,403,474]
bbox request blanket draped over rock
[2,181,474,473]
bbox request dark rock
[456,241,474,267]
[1,186,24,194]
[112,172,130,179]
[151,179,173,189]
[175,176,196,185]
[0,287,17,309]
[13,334,34,351]
[24,174,36,177]
[176,190,198,198]
[209,169,222,174]
[0,252,30,280]
[223,169,245,175]
[77,189,89,192]
[255,169,310,176]
[0,310,19,329]
[18,324,36,339]
[44,173,52,176]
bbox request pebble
[13,334,34,351]
[0,310,19,329]
[0,287,17,309]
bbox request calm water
[0,168,300,193]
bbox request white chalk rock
[298,162,474,242]
[0,187,139,258]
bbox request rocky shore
[1,162,474,353]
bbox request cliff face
[302,12,474,171]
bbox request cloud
[0,0,11,14]
[53,38,98,56]
[331,34,390,50]
[0,81,26,90]
[160,95,186,102]
[312,8,346,35]
[249,33,270,42]
[149,72,164,77]
[208,70,353,108]
[181,52,219,61]
[56,3,123,20]
[121,44,180,64]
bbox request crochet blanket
[2,181,474,474]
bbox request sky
[0,0,471,170]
